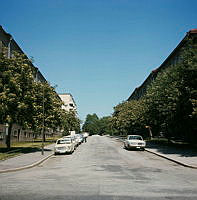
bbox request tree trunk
[43,132,46,142]
[148,127,153,139]
[6,123,13,149]
[17,129,21,141]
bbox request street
[0,135,197,200]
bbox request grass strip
[0,140,56,161]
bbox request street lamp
[8,36,13,58]
[5,123,9,145]
[41,84,45,155]
[145,125,153,139]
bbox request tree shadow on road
[0,147,53,153]
[146,140,197,157]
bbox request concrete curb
[108,135,197,169]
[0,153,54,174]
[145,149,197,169]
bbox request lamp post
[41,84,45,155]
[5,123,9,145]
[145,125,153,139]
[8,36,12,58]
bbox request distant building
[58,93,77,112]
[128,29,197,101]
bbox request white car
[75,134,84,144]
[124,135,146,150]
[63,135,77,148]
[54,138,75,155]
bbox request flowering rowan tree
[0,51,35,148]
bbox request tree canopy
[111,37,197,143]
[0,50,80,148]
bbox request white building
[58,93,77,112]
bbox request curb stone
[0,153,53,174]
[108,135,197,169]
[145,149,197,169]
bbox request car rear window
[129,136,142,140]
[57,139,71,144]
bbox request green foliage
[144,66,181,137]
[143,38,197,141]
[82,114,115,136]
[31,82,63,134]
[112,100,147,136]
[112,37,197,143]
[0,51,35,126]
[0,50,81,147]
[0,51,36,148]
[61,110,80,136]
[99,116,113,135]
[82,114,100,135]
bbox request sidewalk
[0,143,55,173]
[110,136,197,169]
[145,142,197,169]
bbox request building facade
[0,25,46,83]
[0,26,48,144]
[128,29,197,101]
[58,93,77,112]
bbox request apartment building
[0,25,46,83]
[0,26,48,143]
[58,93,77,112]
[128,29,197,101]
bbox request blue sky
[1,0,197,122]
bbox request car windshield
[129,136,142,140]
[57,139,71,144]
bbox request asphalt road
[0,135,197,200]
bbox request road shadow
[0,147,53,154]
[123,147,145,152]
[146,140,197,157]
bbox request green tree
[0,51,35,148]
[143,67,181,138]
[82,113,100,135]
[99,116,113,135]
[0,49,81,147]
[61,110,80,136]
[112,100,146,136]
[144,38,197,142]
[31,82,64,140]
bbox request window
[13,130,18,137]
[129,136,142,140]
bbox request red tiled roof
[189,29,197,34]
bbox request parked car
[123,135,146,150]
[54,138,75,155]
[75,134,84,144]
[63,135,78,149]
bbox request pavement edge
[145,149,197,169]
[0,153,53,174]
[107,135,197,169]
